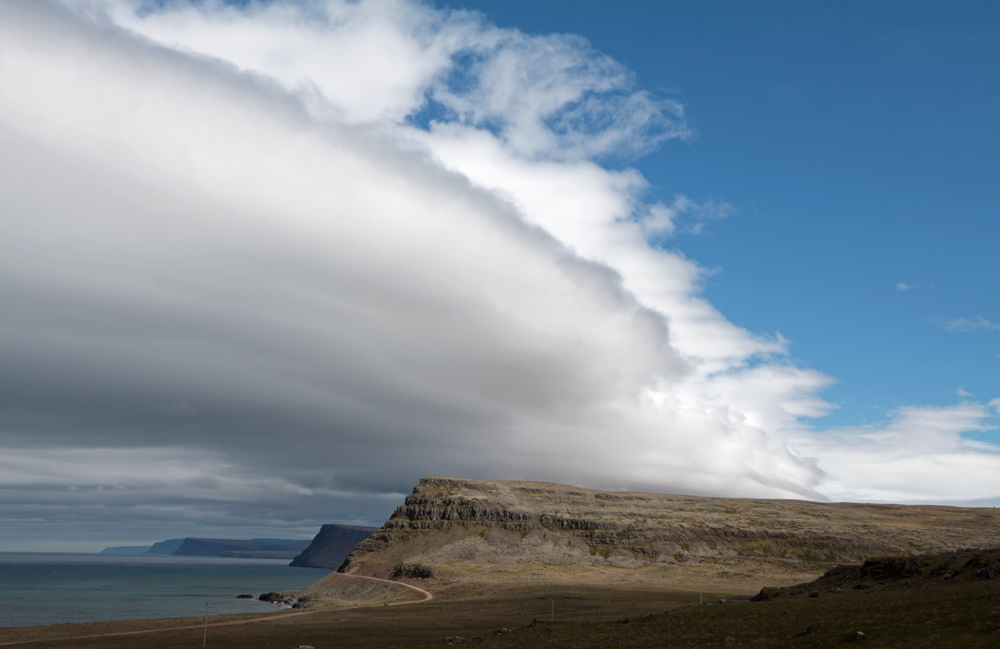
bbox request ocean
[0,553,331,628]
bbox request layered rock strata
[339,477,1000,579]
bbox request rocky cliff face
[338,477,1000,584]
[290,524,379,568]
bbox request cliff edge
[336,477,1000,592]
[290,524,378,568]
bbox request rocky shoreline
[257,591,312,609]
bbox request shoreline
[0,573,433,647]
[0,551,301,564]
[0,552,330,630]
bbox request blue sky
[445,0,1000,433]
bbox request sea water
[0,553,331,628]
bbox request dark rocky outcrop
[289,524,378,569]
[258,591,311,608]
[751,547,1000,601]
[257,592,285,602]
[390,563,435,579]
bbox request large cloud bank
[0,0,997,549]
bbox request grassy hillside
[339,477,1000,591]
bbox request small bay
[0,553,330,628]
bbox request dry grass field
[3,555,999,649]
[3,549,999,649]
[0,582,731,649]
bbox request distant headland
[99,525,377,566]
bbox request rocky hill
[336,477,1000,592]
[751,546,1000,601]
[290,524,379,568]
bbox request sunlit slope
[339,477,1000,590]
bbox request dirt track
[347,573,434,604]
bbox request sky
[0,0,997,552]
[451,0,1000,427]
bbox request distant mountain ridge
[102,532,369,563]
[171,538,311,559]
[144,539,185,555]
[136,537,313,559]
[99,545,152,555]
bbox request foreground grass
[0,584,701,648]
[0,611,288,647]
[488,580,1000,649]
[3,574,998,648]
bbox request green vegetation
[588,544,613,559]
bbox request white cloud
[895,282,916,292]
[791,403,1000,503]
[0,1,997,543]
[637,196,735,238]
[101,0,687,161]
[942,316,1000,332]
[957,387,974,397]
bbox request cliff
[337,477,1000,589]
[290,524,379,568]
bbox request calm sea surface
[0,553,331,628]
